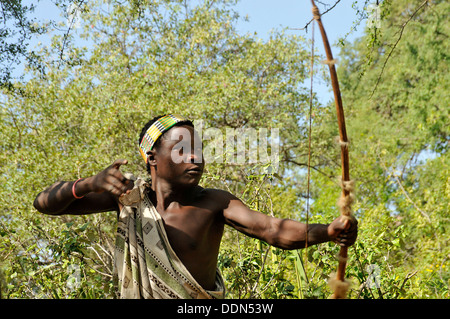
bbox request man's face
[151,125,204,187]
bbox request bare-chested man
[34,114,357,298]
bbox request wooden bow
[310,0,354,299]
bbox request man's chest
[161,205,223,249]
[160,206,224,289]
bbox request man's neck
[151,177,197,211]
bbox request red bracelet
[72,178,85,199]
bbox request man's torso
[147,187,230,290]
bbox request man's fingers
[110,168,129,183]
[111,159,128,169]
[105,175,129,195]
[332,215,358,247]
[337,227,357,247]
[108,182,127,196]
[345,219,351,229]
[109,159,131,183]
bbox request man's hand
[34,159,133,215]
[88,159,133,197]
[327,216,358,247]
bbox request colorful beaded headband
[139,114,188,163]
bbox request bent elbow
[33,194,45,213]
[33,193,60,215]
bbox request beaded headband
[139,114,188,163]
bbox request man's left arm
[221,191,357,249]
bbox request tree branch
[370,0,430,98]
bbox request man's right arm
[33,159,132,215]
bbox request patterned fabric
[113,177,225,299]
[139,114,188,163]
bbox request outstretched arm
[33,159,133,215]
[222,192,357,249]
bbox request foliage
[0,0,80,90]
[1,0,448,299]
[1,0,311,299]
[334,0,449,299]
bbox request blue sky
[26,0,368,103]
[235,0,364,43]
[233,0,366,104]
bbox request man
[34,114,358,299]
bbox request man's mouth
[186,166,203,174]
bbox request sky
[25,0,369,103]
[233,0,367,104]
[234,0,364,42]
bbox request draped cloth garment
[113,177,225,299]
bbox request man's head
[138,115,204,187]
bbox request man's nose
[188,148,203,163]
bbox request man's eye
[173,146,183,152]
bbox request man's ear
[147,149,157,166]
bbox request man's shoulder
[195,187,240,212]
[199,187,237,200]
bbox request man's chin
[182,172,203,185]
